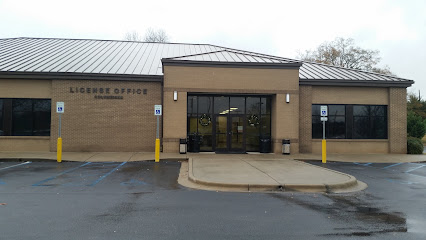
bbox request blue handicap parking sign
[155,110,160,114]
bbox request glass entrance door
[215,115,245,152]
[187,95,271,153]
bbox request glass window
[353,105,387,139]
[0,100,3,136]
[312,104,346,139]
[313,104,387,139]
[0,99,52,136]
[12,99,33,136]
[198,96,212,114]
[312,116,322,139]
[261,97,271,114]
[230,97,245,114]
[187,96,197,114]
[246,97,260,115]
[214,96,229,114]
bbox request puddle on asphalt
[269,192,407,237]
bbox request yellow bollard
[155,138,160,162]
[322,139,326,163]
[57,137,62,163]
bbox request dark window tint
[246,97,261,115]
[214,96,229,114]
[187,96,197,115]
[230,97,245,114]
[353,105,387,139]
[0,99,52,136]
[12,99,33,136]
[261,97,271,114]
[313,104,387,140]
[312,104,346,139]
[0,100,3,136]
[198,96,212,114]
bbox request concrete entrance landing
[181,155,367,193]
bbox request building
[0,37,413,154]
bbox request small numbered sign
[56,102,64,113]
[320,105,328,117]
[154,105,162,116]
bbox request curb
[187,158,360,193]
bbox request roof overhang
[0,71,163,82]
[300,79,414,88]
[161,59,302,73]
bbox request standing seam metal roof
[0,37,414,85]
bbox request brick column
[389,88,407,153]
[299,85,312,153]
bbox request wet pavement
[1,160,426,239]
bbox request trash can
[259,137,271,153]
[179,138,187,154]
[188,134,200,153]
[282,139,290,154]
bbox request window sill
[312,139,388,142]
[0,136,50,140]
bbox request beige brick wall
[164,66,299,93]
[163,65,300,153]
[312,140,389,154]
[50,80,162,152]
[0,79,51,98]
[312,86,389,104]
[271,94,299,154]
[299,86,312,153]
[0,137,50,151]
[389,88,407,153]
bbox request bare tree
[143,28,170,43]
[124,31,142,41]
[297,37,393,75]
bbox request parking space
[307,161,426,187]
[0,161,182,192]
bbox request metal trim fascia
[162,60,302,69]
[0,71,164,82]
[299,79,414,88]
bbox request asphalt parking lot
[0,161,180,191]
[1,159,426,240]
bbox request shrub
[407,111,426,139]
[407,137,423,154]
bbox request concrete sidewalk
[183,156,366,193]
[0,151,424,163]
[2,151,424,193]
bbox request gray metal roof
[164,50,299,64]
[0,37,414,86]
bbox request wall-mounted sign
[69,87,147,100]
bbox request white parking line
[382,162,403,169]
[405,165,426,173]
[0,161,32,171]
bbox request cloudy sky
[1,0,425,94]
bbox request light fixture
[173,91,178,101]
[286,93,290,103]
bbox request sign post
[56,102,64,163]
[154,105,162,163]
[320,106,327,163]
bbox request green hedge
[407,137,423,154]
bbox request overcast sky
[1,0,425,95]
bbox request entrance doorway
[215,114,245,153]
[187,95,271,153]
